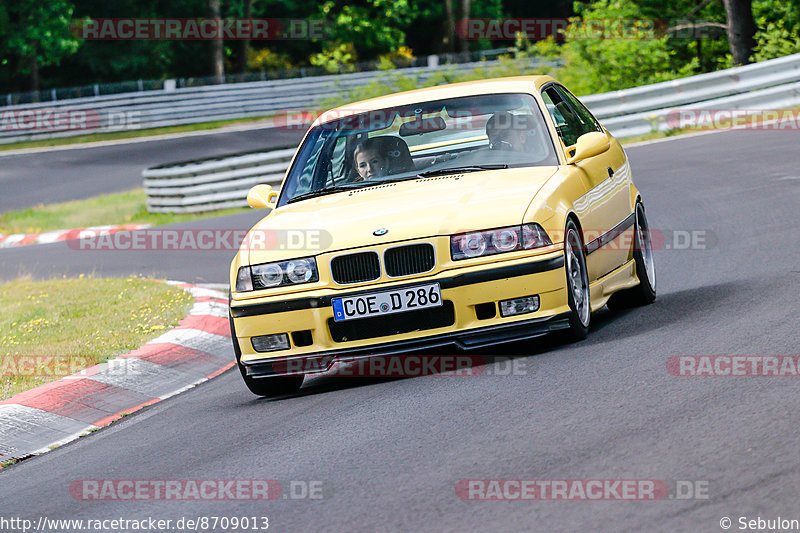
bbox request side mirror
[247,184,278,209]
[567,131,610,164]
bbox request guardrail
[582,53,800,120]
[0,57,546,145]
[143,52,800,213]
[143,148,296,213]
[8,52,800,147]
[600,79,800,138]
[2,48,515,107]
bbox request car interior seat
[376,135,416,174]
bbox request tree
[208,0,225,80]
[459,0,471,52]
[316,0,416,59]
[443,0,455,52]
[0,0,80,92]
[536,0,698,95]
[236,0,253,74]
[722,0,757,64]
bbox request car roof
[312,75,558,127]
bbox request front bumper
[238,312,570,377]
[231,251,570,376]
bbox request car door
[541,84,632,282]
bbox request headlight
[451,224,552,261]
[286,258,315,284]
[253,263,283,288]
[235,257,319,292]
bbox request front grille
[330,252,381,284]
[384,243,435,277]
[328,300,455,343]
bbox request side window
[325,136,347,186]
[555,85,603,138]
[286,134,325,200]
[542,85,601,147]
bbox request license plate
[332,283,442,322]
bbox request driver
[353,138,389,181]
[485,111,540,152]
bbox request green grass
[0,276,194,400]
[0,115,278,152]
[0,188,249,235]
[620,128,687,145]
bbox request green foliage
[753,0,800,31]
[551,0,698,95]
[37,0,216,88]
[327,0,714,106]
[318,56,541,109]
[404,0,504,53]
[317,0,416,58]
[715,53,738,70]
[247,47,293,72]
[310,42,358,73]
[377,46,415,69]
[3,0,800,97]
[634,0,729,72]
[0,0,80,80]
[511,33,562,61]
[752,19,800,62]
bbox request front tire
[607,202,657,310]
[229,303,303,397]
[564,220,590,340]
[239,368,304,398]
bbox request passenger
[353,138,389,181]
[485,111,541,152]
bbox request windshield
[278,93,558,206]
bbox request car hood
[246,166,558,264]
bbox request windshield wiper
[371,175,419,185]
[286,165,509,203]
[416,164,508,178]
[286,184,362,204]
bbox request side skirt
[588,259,639,312]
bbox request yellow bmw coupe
[229,76,656,396]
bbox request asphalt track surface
[0,126,304,213]
[1,128,800,532]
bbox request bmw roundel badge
[373,228,389,236]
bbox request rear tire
[229,301,304,397]
[607,202,657,310]
[563,220,590,341]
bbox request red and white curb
[0,224,150,249]
[0,281,233,464]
